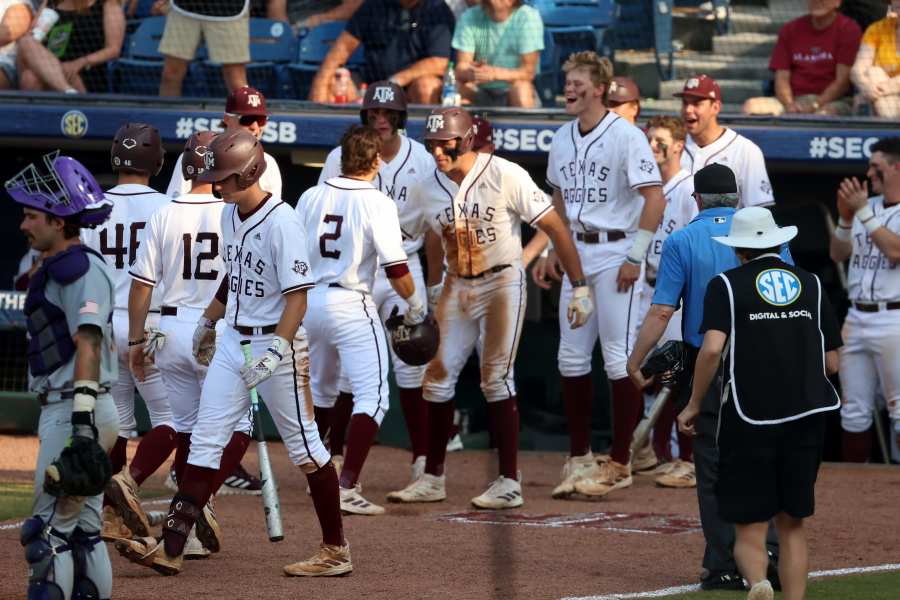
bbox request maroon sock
[178,464,217,509]
[562,374,594,457]
[306,462,345,547]
[109,436,128,474]
[129,425,176,486]
[399,386,428,459]
[425,401,455,476]
[339,414,379,488]
[610,378,642,465]
[487,397,520,479]
[678,430,693,462]
[209,432,252,497]
[842,429,872,462]
[173,432,192,482]
[313,406,333,445]
[165,468,215,557]
[652,398,676,463]
[329,392,354,457]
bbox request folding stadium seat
[283,21,363,99]
[108,16,167,95]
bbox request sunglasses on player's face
[239,114,267,127]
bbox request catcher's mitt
[385,306,439,366]
[44,416,112,497]
[640,340,684,386]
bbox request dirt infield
[1,436,898,599]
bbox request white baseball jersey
[409,153,552,277]
[546,111,662,235]
[647,169,697,275]
[847,195,900,302]
[318,136,434,254]
[298,177,407,294]
[167,152,282,199]
[129,193,225,309]
[222,195,314,327]
[682,128,774,207]
[81,183,171,310]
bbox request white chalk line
[561,562,900,600]
[0,497,172,531]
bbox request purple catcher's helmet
[5,151,112,228]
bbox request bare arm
[74,325,102,383]
[522,229,549,267]
[0,4,31,47]
[869,225,900,262]
[825,349,839,375]
[455,50,476,83]
[830,235,852,263]
[617,185,666,292]
[309,31,360,102]
[388,271,416,300]
[774,69,793,109]
[303,0,363,28]
[626,303,675,388]
[850,44,876,97]
[77,0,126,68]
[677,329,728,436]
[484,51,539,83]
[535,209,585,282]
[637,185,666,233]
[127,280,153,380]
[391,56,449,88]
[424,230,444,286]
[274,289,308,341]
[816,63,853,107]
[203,296,226,322]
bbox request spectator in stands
[268,0,362,30]
[606,75,641,123]
[156,0,250,96]
[851,0,900,117]
[0,0,32,89]
[17,0,125,93]
[742,0,861,116]
[308,0,454,105]
[451,0,543,108]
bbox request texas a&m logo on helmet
[426,114,445,133]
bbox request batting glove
[240,336,290,389]
[567,285,594,329]
[192,317,217,366]
[404,294,427,326]
[143,327,166,361]
[426,283,443,314]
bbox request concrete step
[728,7,782,34]
[615,51,770,81]
[712,32,777,57]
[659,78,765,104]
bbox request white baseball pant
[635,281,683,345]
[424,266,526,403]
[307,287,391,425]
[187,325,329,470]
[112,309,172,436]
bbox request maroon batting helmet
[424,107,475,155]
[385,308,440,366]
[360,80,408,130]
[111,123,164,176]
[198,130,267,190]
[607,76,641,105]
[471,114,493,152]
[181,131,217,181]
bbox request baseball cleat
[552,453,601,499]
[183,526,211,560]
[472,473,524,509]
[747,579,774,600]
[194,498,222,553]
[115,536,183,576]
[446,433,464,452]
[655,460,696,488]
[410,455,426,484]
[100,506,132,542]
[630,443,658,473]
[219,463,263,496]
[386,473,446,503]
[574,459,632,497]
[340,484,386,516]
[106,470,150,537]
[283,543,353,577]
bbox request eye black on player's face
[563,68,601,115]
[867,152,889,195]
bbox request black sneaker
[767,550,782,591]
[700,571,746,591]
[219,463,263,496]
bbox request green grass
[0,482,34,521]
[664,571,900,599]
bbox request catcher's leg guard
[70,527,107,600]
[20,516,66,600]
[162,495,201,557]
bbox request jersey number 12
[181,232,219,280]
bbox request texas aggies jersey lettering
[298,177,407,294]
[682,128,774,208]
[81,183,171,309]
[647,169,697,275]
[318,135,434,254]
[847,195,900,302]
[129,193,225,309]
[222,196,314,327]
[166,152,283,199]
[546,111,662,234]
[409,153,552,277]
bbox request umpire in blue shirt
[678,207,842,600]
[626,163,789,591]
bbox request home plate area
[436,510,702,535]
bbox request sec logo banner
[756,268,801,306]
[61,110,88,139]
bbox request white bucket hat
[712,206,797,249]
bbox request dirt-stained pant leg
[477,267,527,402]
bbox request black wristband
[571,278,588,287]
[128,338,146,347]
[73,385,98,398]
[71,411,94,426]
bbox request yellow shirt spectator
[862,16,900,76]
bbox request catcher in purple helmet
[7,152,119,600]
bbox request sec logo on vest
[756,268,801,306]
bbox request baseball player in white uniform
[117,130,351,577]
[675,74,774,208]
[301,124,427,516]
[389,106,593,509]
[831,136,900,463]
[80,123,175,537]
[315,81,437,483]
[530,51,666,500]
[167,86,282,199]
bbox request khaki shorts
[159,8,250,64]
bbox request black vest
[719,256,840,424]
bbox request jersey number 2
[319,214,343,259]
[181,232,219,280]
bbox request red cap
[607,76,640,104]
[471,114,493,151]
[673,74,721,101]
[225,86,268,117]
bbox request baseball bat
[630,386,672,457]
[240,340,284,542]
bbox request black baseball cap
[694,163,737,194]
